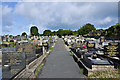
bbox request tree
[78,23,96,35]
[63,30,73,36]
[21,32,27,36]
[105,23,120,37]
[30,26,39,36]
[57,29,63,38]
[43,30,51,36]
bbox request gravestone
[100,37,106,42]
[87,41,95,50]
[2,52,25,78]
[16,45,24,52]
[23,43,36,64]
[35,45,43,57]
[104,42,120,57]
[43,42,49,51]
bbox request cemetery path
[38,38,86,78]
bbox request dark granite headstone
[104,42,119,57]
[2,52,25,78]
[87,42,95,49]
[43,43,49,51]
[35,45,43,57]
[23,43,36,64]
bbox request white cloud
[2,2,118,34]
[2,0,120,2]
[2,5,12,16]
[2,5,13,32]
[3,25,13,32]
[0,4,2,35]
[99,17,112,25]
[14,2,117,30]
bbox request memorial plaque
[2,52,25,78]
[104,42,120,57]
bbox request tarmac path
[38,38,85,78]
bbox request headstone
[23,43,36,64]
[104,42,120,57]
[35,45,43,57]
[2,52,25,78]
[87,41,95,50]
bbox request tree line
[21,23,120,38]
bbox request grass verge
[88,70,119,78]
[35,63,44,76]
[28,40,33,43]
[70,51,74,56]
[49,47,53,50]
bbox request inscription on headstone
[104,42,120,57]
[2,52,25,78]
[87,42,95,49]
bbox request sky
[1,1,119,35]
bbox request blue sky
[1,2,118,35]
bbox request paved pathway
[38,38,85,78]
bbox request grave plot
[66,36,115,76]
[82,40,114,70]
[23,43,37,65]
[2,52,26,79]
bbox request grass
[88,70,119,78]
[14,46,16,48]
[49,38,52,41]
[70,51,74,56]
[35,63,44,76]
[117,66,120,73]
[49,47,53,50]
[8,42,14,44]
[3,42,9,44]
[46,53,49,57]
[54,41,56,43]
[80,68,84,74]
[28,40,33,43]
[62,40,65,44]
